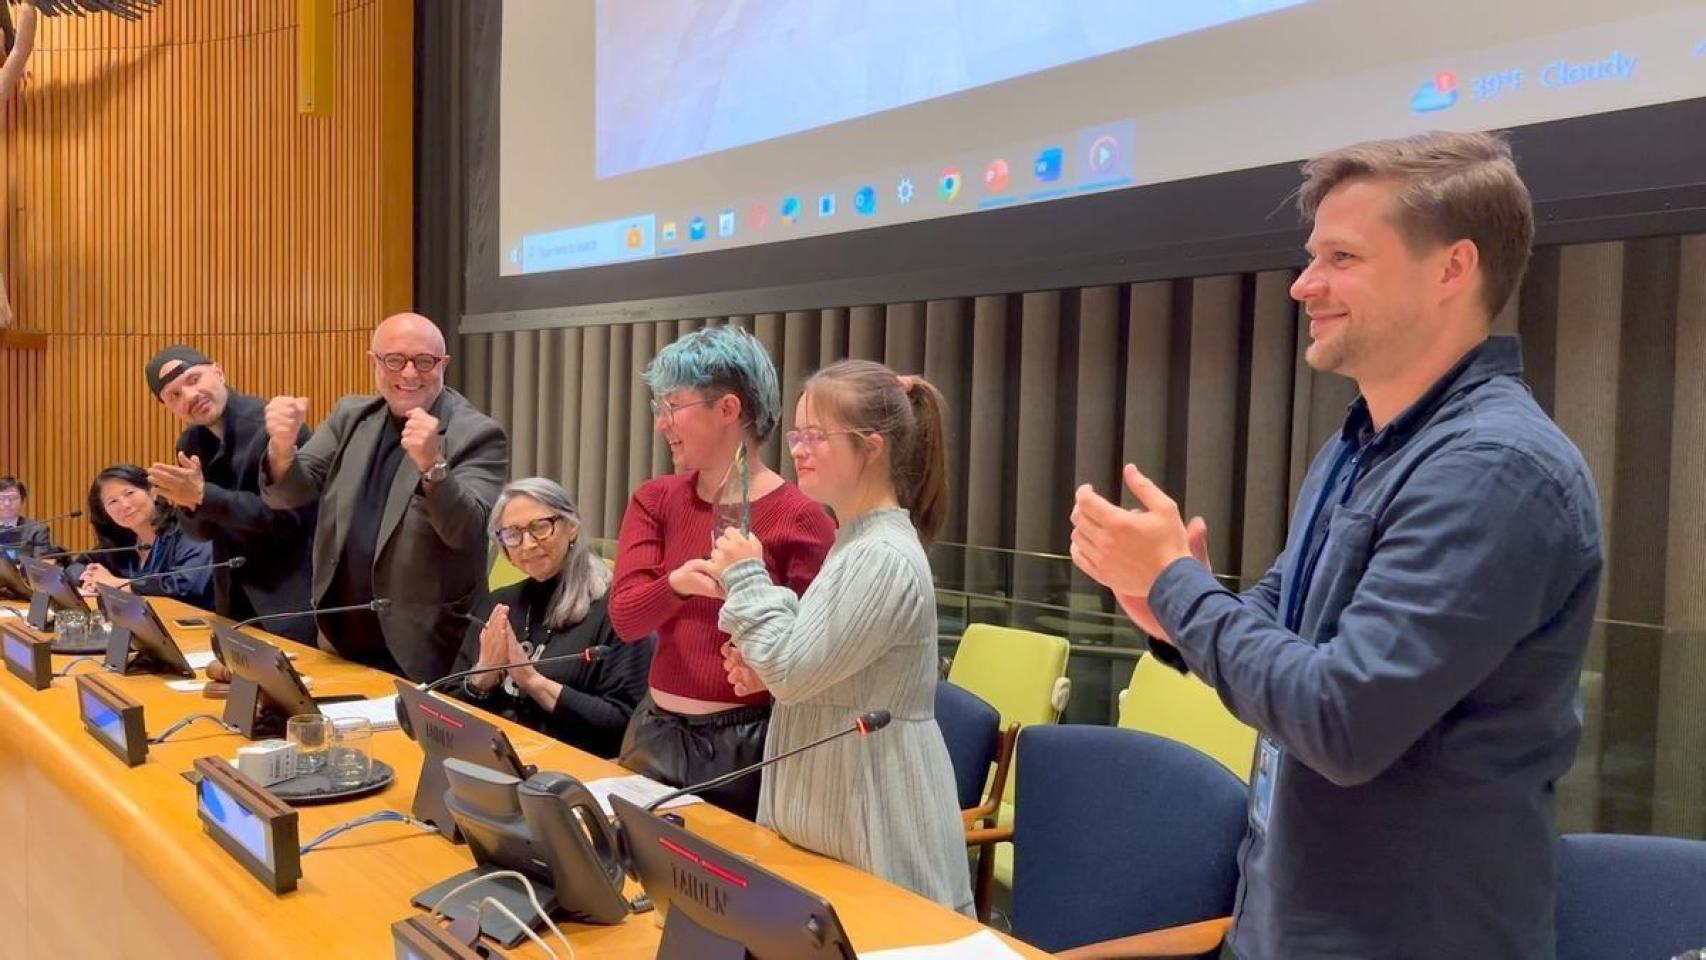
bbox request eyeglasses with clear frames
[372,352,448,374]
[785,427,869,449]
[493,516,568,549]
[649,395,720,422]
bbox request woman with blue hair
[610,325,835,819]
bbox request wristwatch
[424,460,450,483]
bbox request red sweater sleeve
[609,481,687,642]
[777,492,838,596]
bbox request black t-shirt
[319,411,408,676]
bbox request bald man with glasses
[260,312,510,682]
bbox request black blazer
[175,392,317,641]
[449,579,652,759]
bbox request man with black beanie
[144,345,317,642]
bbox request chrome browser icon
[939,167,961,201]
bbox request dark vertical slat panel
[964,296,1011,548]
[577,327,611,538]
[647,320,679,477]
[1182,276,1242,573]
[558,328,585,501]
[1121,282,1172,504]
[778,311,821,484]
[486,331,514,434]
[1654,234,1706,839]
[883,302,925,374]
[603,325,632,535]
[1013,292,1060,554]
[753,312,785,469]
[818,307,849,369]
[627,322,658,496]
[461,332,491,415]
[507,329,538,479]
[533,326,563,481]
[848,305,884,361]
[1551,240,1625,831]
[1241,271,1298,585]
[921,300,968,544]
[1598,238,1680,835]
[1518,247,1562,416]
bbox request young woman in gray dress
[706,359,973,915]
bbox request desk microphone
[10,508,82,533]
[125,555,246,588]
[643,710,892,812]
[35,544,141,561]
[394,645,612,733]
[231,598,391,631]
[419,645,612,694]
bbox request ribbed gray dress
[718,507,975,916]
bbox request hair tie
[896,374,918,394]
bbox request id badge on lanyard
[1251,736,1282,834]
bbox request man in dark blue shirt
[1071,131,1602,958]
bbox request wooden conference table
[0,596,1048,960]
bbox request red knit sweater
[610,472,837,705]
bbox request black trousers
[618,699,770,820]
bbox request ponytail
[899,377,948,546]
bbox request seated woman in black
[77,464,215,609]
[450,478,652,759]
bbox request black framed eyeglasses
[372,352,448,374]
[493,516,567,548]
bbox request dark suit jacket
[175,391,317,641]
[260,387,509,681]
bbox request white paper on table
[166,679,208,693]
[183,651,218,670]
[583,774,705,817]
[863,930,1027,960]
[318,694,401,732]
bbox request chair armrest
[1054,917,1231,960]
[963,825,1013,848]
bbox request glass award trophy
[709,444,751,550]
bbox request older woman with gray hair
[449,477,652,758]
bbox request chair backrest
[488,550,527,591]
[1119,652,1258,782]
[935,681,1001,812]
[1009,725,1247,954]
[1556,833,1706,960]
[946,624,1070,729]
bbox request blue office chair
[936,681,1001,811]
[987,725,1246,958]
[1556,833,1706,960]
[935,680,1018,922]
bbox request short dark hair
[0,476,23,499]
[1298,130,1534,319]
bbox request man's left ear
[1439,238,1480,303]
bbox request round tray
[268,758,396,805]
[50,636,108,655]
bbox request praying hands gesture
[470,603,528,694]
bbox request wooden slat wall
[0,0,413,548]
